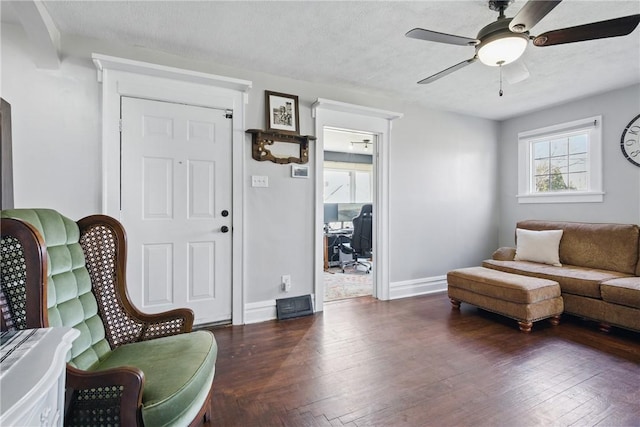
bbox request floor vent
[276,295,313,320]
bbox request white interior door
[120,96,232,325]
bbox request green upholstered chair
[0,209,217,426]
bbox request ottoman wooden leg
[518,321,533,333]
[449,298,461,310]
[549,315,561,326]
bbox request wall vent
[276,295,313,320]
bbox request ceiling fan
[350,139,372,150]
[406,0,640,87]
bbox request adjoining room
[322,128,375,302]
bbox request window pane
[324,170,350,202]
[532,132,590,194]
[550,173,569,191]
[355,171,371,203]
[550,138,568,156]
[534,158,549,175]
[535,175,549,192]
[550,157,568,174]
[568,172,587,191]
[533,141,549,159]
[568,153,587,173]
[569,134,588,154]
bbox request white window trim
[517,115,604,204]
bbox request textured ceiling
[324,128,376,154]
[11,1,640,120]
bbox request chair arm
[492,247,516,261]
[339,242,354,254]
[136,307,195,338]
[65,364,144,426]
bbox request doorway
[312,98,402,313]
[322,128,376,302]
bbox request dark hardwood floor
[204,293,640,427]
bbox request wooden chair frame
[0,218,47,330]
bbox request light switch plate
[251,175,269,187]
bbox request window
[324,161,372,203]
[324,169,351,202]
[532,133,588,192]
[517,116,603,203]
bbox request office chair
[339,204,372,273]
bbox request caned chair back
[1,209,111,370]
[0,217,47,330]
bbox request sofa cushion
[601,277,640,309]
[517,220,639,275]
[514,228,563,266]
[93,330,217,426]
[482,259,629,299]
[491,247,516,261]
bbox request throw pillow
[514,228,563,266]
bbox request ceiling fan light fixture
[350,139,371,150]
[477,34,528,66]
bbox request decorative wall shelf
[246,129,315,164]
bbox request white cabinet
[1,328,79,426]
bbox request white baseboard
[246,280,446,323]
[244,300,277,324]
[389,275,447,300]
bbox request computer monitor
[338,203,365,222]
[324,202,371,226]
[323,203,339,224]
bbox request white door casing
[312,99,402,312]
[93,54,251,325]
[121,97,232,324]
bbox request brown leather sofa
[482,220,640,333]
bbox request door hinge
[225,110,233,119]
[118,119,123,132]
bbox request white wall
[2,23,499,310]
[389,106,499,282]
[497,84,640,247]
[1,24,101,220]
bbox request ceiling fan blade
[418,57,477,84]
[509,0,563,33]
[406,28,479,46]
[533,14,640,46]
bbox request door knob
[221,226,229,233]
[221,210,229,217]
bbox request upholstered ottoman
[447,266,563,332]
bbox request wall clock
[621,114,640,167]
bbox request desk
[1,327,79,426]
[324,229,352,270]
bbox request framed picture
[291,164,309,178]
[265,90,299,135]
